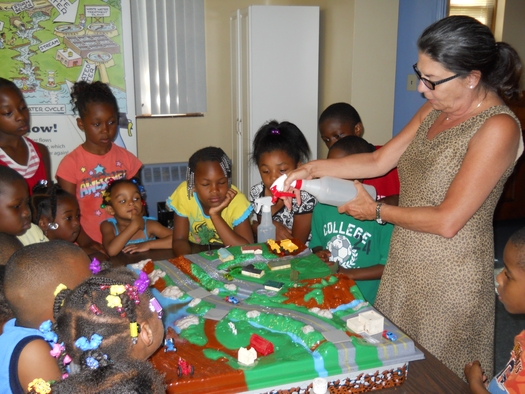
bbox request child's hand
[209,188,237,217]
[464,360,489,392]
[274,221,292,241]
[122,243,150,254]
[130,211,145,230]
[314,249,332,263]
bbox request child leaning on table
[465,226,525,393]
[99,178,172,256]
[0,241,92,393]
[309,136,394,305]
[167,146,254,256]
[27,267,165,393]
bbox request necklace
[446,93,487,121]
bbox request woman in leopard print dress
[283,16,523,379]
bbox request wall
[137,0,399,164]
[500,0,525,91]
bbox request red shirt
[362,145,400,200]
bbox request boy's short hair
[4,240,88,323]
[0,233,23,265]
[318,102,362,127]
[509,227,525,270]
[0,166,25,194]
[330,136,376,156]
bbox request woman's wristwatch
[376,203,385,225]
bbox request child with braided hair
[26,267,165,393]
[99,178,172,256]
[30,182,105,259]
[167,146,254,256]
[0,241,92,393]
[56,81,142,246]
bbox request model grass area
[229,253,332,285]
[200,243,275,265]
[168,256,237,296]
[0,0,126,92]
[176,307,383,390]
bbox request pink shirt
[56,143,142,243]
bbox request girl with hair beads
[99,178,172,256]
[250,120,317,244]
[167,146,253,256]
[56,81,142,246]
[30,182,104,257]
[0,78,51,193]
[27,267,165,393]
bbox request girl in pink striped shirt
[0,78,51,193]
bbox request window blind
[130,0,207,116]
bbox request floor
[493,218,525,373]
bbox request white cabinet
[230,6,320,195]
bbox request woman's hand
[283,164,314,190]
[209,188,237,217]
[337,181,377,220]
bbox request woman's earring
[48,222,59,230]
[469,85,474,89]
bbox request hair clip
[85,356,99,370]
[75,334,103,351]
[90,303,102,315]
[90,258,101,274]
[125,284,140,305]
[50,342,65,358]
[54,283,67,297]
[37,179,49,187]
[47,222,59,230]
[130,321,139,340]
[39,320,58,344]
[271,129,280,135]
[149,297,163,319]
[134,271,150,294]
[106,294,122,308]
[27,378,51,394]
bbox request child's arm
[57,177,107,255]
[172,215,192,256]
[339,265,384,281]
[209,189,254,246]
[122,221,173,253]
[101,212,145,256]
[291,212,313,244]
[36,142,52,182]
[18,339,62,392]
[464,361,490,394]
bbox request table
[109,249,469,394]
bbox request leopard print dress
[374,105,520,379]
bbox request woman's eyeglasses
[412,64,460,90]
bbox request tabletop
[108,248,470,394]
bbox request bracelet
[376,203,385,225]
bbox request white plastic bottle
[255,197,276,242]
[292,176,376,206]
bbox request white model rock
[238,347,257,365]
[161,286,183,299]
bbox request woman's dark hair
[30,182,75,226]
[52,268,158,377]
[70,80,119,118]
[330,136,375,156]
[186,147,232,199]
[251,120,311,167]
[417,15,522,101]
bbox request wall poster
[0,0,136,177]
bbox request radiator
[140,162,187,222]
